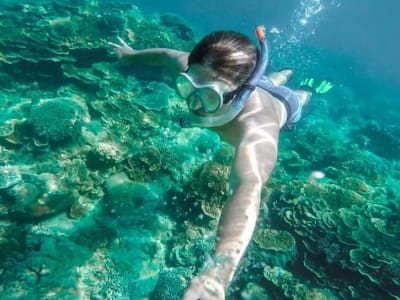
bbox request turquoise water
[0,0,399,299]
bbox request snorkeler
[110,26,316,300]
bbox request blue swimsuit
[257,76,302,130]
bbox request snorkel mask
[180,25,269,128]
[176,72,231,113]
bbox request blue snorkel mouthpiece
[180,26,269,128]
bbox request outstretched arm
[183,109,281,299]
[109,37,189,75]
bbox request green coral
[269,178,400,299]
[134,81,173,111]
[29,97,86,144]
[151,268,190,300]
[263,266,335,299]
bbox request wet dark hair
[188,31,257,86]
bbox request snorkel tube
[180,26,269,128]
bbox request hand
[108,37,135,59]
[182,274,225,300]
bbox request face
[176,64,239,115]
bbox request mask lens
[176,73,223,113]
[176,74,195,98]
[197,88,222,113]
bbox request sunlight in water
[291,0,324,42]
[269,0,340,71]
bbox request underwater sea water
[0,0,399,299]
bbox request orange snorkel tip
[255,25,266,41]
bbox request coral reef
[266,178,399,298]
[0,1,398,299]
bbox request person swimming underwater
[109,26,329,299]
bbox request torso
[212,88,286,147]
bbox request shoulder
[235,89,284,127]
[166,49,190,73]
[243,88,279,114]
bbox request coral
[355,121,400,160]
[2,172,77,222]
[336,149,389,185]
[254,229,296,253]
[0,113,33,146]
[68,196,91,219]
[0,120,16,139]
[170,238,213,270]
[289,120,340,167]
[134,81,173,111]
[269,177,400,299]
[0,221,27,262]
[0,1,127,64]
[0,2,196,299]
[189,162,230,221]
[213,143,234,165]
[151,267,190,300]
[190,130,221,157]
[198,162,230,193]
[62,63,112,86]
[104,172,164,226]
[278,150,311,173]
[240,283,270,300]
[104,173,144,216]
[124,146,163,182]
[86,141,126,170]
[200,196,223,219]
[28,97,88,145]
[263,266,336,299]
[1,232,94,299]
[0,165,22,189]
[137,146,162,172]
[159,14,195,41]
[250,228,297,269]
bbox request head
[188,31,257,87]
[179,26,269,128]
[176,31,257,116]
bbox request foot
[315,79,333,94]
[299,78,333,94]
[294,90,312,106]
[268,68,294,86]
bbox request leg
[267,68,293,86]
[294,89,312,106]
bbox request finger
[117,37,129,47]
[108,42,121,48]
